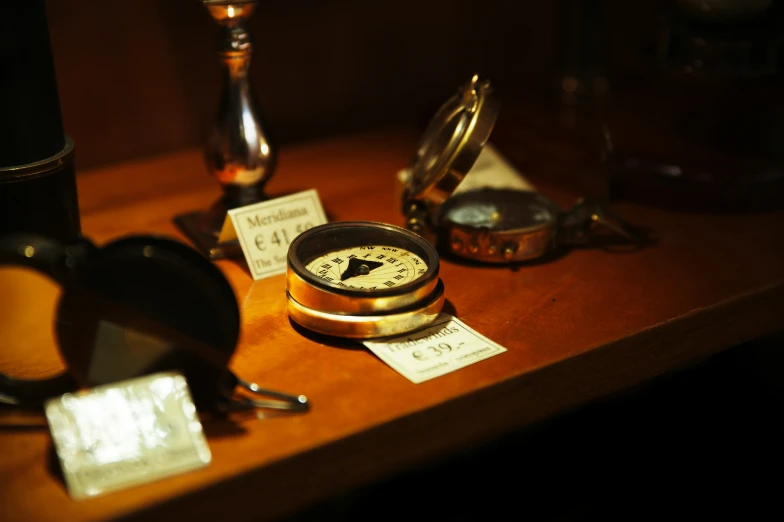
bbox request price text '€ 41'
[252,220,315,270]
[222,189,328,280]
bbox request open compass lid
[404,75,500,207]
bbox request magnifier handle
[236,377,310,412]
[216,371,309,413]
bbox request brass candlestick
[175,0,276,259]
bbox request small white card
[44,372,211,500]
[452,142,536,194]
[394,142,535,205]
[363,314,507,384]
[219,189,328,280]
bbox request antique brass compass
[403,75,642,263]
[286,222,444,339]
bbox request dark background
[44,0,784,212]
[291,335,784,521]
[44,0,656,170]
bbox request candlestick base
[173,210,241,260]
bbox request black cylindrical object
[0,1,80,242]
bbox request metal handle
[559,199,649,247]
[215,373,309,413]
[235,378,309,412]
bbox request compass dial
[304,245,428,291]
[286,221,444,338]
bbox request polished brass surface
[402,76,643,264]
[404,75,500,208]
[286,221,444,338]
[286,268,439,315]
[203,0,257,22]
[174,0,273,259]
[204,0,273,195]
[447,224,555,263]
[440,191,645,263]
[437,189,560,263]
[286,280,445,339]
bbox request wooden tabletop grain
[1,128,783,522]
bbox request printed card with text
[45,372,211,500]
[219,189,328,280]
[363,314,507,383]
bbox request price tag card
[44,372,211,500]
[218,189,328,280]
[363,314,507,384]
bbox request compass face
[440,189,557,231]
[287,221,443,338]
[289,221,439,297]
[304,245,428,291]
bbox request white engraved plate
[44,372,212,500]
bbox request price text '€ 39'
[363,315,508,384]
[384,323,467,363]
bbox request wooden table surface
[1,128,783,522]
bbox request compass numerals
[304,245,429,291]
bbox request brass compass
[402,75,644,263]
[286,221,444,339]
